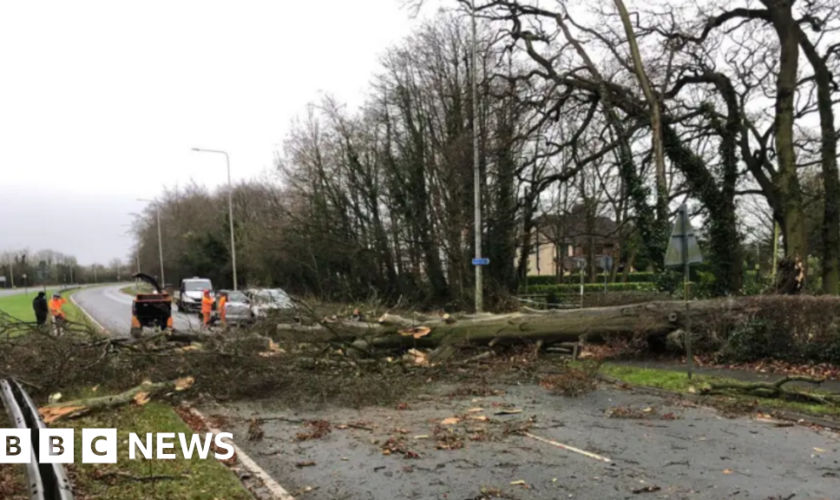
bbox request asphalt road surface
[205,383,840,500]
[0,284,81,298]
[0,288,27,298]
[73,284,201,337]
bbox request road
[0,288,28,298]
[206,383,839,500]
[0,284,81,298]
[73,284,201,337]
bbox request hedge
[524,273,655,287]
[525,282,658,294]
[705,296,840,364]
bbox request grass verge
[600,363,840,419]
[0,288,84,322]
[64,402,252,500]
[0,287,87,336]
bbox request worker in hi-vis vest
[217,291,228,327]
[201,289,214,328]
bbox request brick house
[519,205,622,277]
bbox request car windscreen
[184,280,212,292]
[227,291,247,302]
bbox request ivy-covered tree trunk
[765,0,808,265]
[796,25,840,295]
[486,98,519,295]
[662,123,742,295]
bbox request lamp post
[192,148,238,290]
[137,199,165,287]
[470,0,483,312]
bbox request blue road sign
[472,258,490,266]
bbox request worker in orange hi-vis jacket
[49,293,67,320]
[217,291,228,327]
[48,293,68,336]
[201,289,214,328]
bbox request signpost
[472,258,490,266]
[574,257,587,309]
[664,203,703,379]
[22,273,27,296]
[598,255,613,292]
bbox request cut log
[39,377,195,423]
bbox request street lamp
[192,148,238,290]
[471,0,483,312]
[137,199,165,287]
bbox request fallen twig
[523,432,611,463]
[700,376,840,406]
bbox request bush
[528,282,658,295]
[716,320,787,363]
[523,272,655,288]
[654,270,684,294]
[524,275,559,287]
[712,296,840,364]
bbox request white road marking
[188,407,296,500]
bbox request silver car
[218,290,253,324]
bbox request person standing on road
[32,291,48,326]
[201,289,213,328]
[217,291,228,328]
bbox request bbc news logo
[0,429,235,463]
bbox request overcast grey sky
[0,0,432,265]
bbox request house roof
[533,205,620,246]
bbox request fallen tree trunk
[38,377,195,423]
[277,298,751,354]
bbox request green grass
[65,402,251,500]
[599,363,840,418]
[0,288,85,323]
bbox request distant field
[0,288,85,324]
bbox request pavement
[200,382,840,500]
[73,283,201,337]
